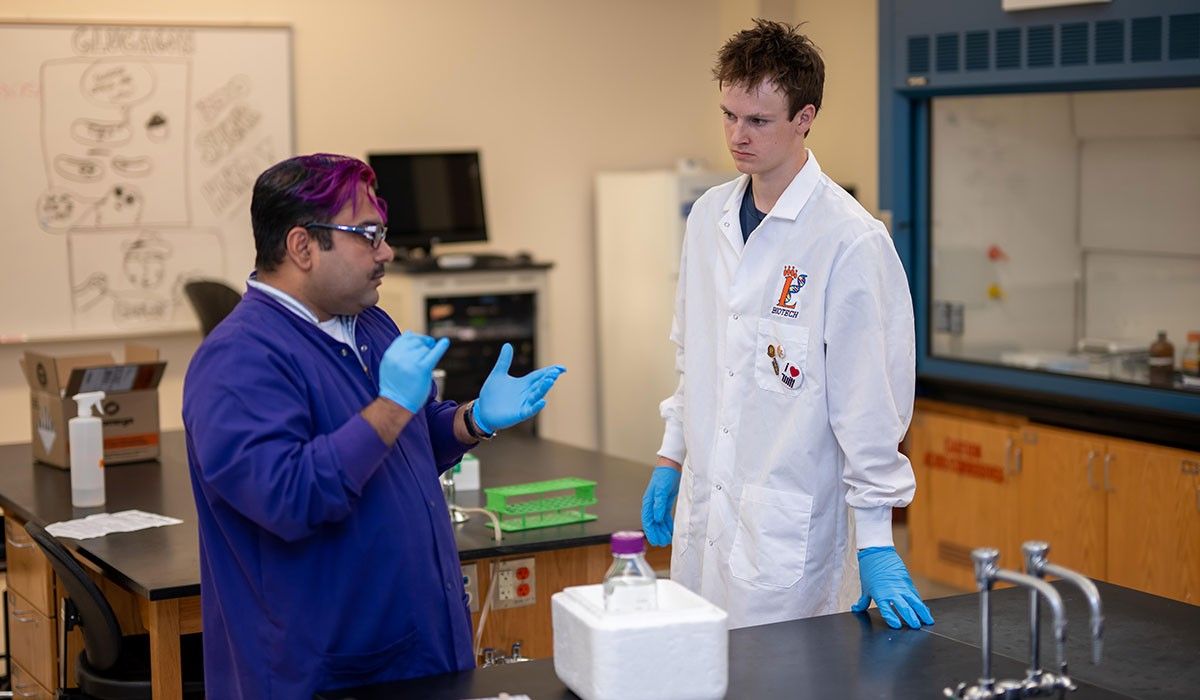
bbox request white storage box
[551,579,728,700]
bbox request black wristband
[464,400,496,441]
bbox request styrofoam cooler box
[551,579,728,700]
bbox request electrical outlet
[461,563,479,613]
[492,557,536,610]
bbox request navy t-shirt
[739,178,767,243]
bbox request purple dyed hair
[251,153,388,271]
[292,153,388,222]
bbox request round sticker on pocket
[779,362,803,390]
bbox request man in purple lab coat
[183,153,565,699]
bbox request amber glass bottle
[1182,332,1200,378]
[1148,331,1175,387]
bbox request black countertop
[445,433,649,559]
[0,437,201,600]
[0,431,650,600]
[316,580,1200,700]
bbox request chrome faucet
[945,548,1076,699]
[440,471,470,524]
[507,640,530,663]
[1023,541,1104,667]
[480,640,530,667]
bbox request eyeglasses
[305,222,388,248]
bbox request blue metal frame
[880,0,1200,418]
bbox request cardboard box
[20,344,166,468]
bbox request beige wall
[794,0,879,214]
[0,0,733,449]
[0,0,879,452]
[720,2,880,211]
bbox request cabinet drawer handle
[1013,446,1023,475]
[1195,488,1199,514]
[5,535,35,549]
[1086,450,1098,490]
[1004,437,1013,476]
[10,596,38,623]
[1103,453,1115,493]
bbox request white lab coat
[658,151,916,629]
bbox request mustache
[371,264,385,279]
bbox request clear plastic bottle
[69,391,106,507]
[1182,332,1200,378]
[603,531,658,613]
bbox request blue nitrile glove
[640,466,681,547]
[379,333,451,413]
[852,546,935,630]
[473,343,567,433]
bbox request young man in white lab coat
[640,19,934,630]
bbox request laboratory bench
[316,579,1200,700]
[0,429,657,699]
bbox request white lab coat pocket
[754,319,809,395]
[729,484,813,589]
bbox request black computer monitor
[367,151,488,258]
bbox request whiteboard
[0,22,293,341]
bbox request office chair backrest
[25,521,124,671]
[184,279,243,336]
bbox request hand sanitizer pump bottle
[70,391,106,507]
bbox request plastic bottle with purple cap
[603,530,658,613]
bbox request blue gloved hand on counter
[640,466,681,547]
[473,343,566,434]
[852,546,935,629]
[379,333,450,413]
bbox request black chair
[183,280,242,337]
[23,522,204,699]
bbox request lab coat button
[707,538,714,547]
[722,426,729,434]
[715,483,722,491]
[727,369,734,377]
[732,313,739,320]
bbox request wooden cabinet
[7,590,56,690]
[907,411,1023,590]
[5,516,55,614]
[10,660,55,700]
[1105,440,1200,603]
[903,411,935,576]
[907,413,1022,588]
[4,515,60,696]
[908,404,1200,604]
[464,543,674,661]
[467,544,611,660]
[1015,427,1108,579]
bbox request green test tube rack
[483,477,599,532]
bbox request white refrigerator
[594,169,733,463]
